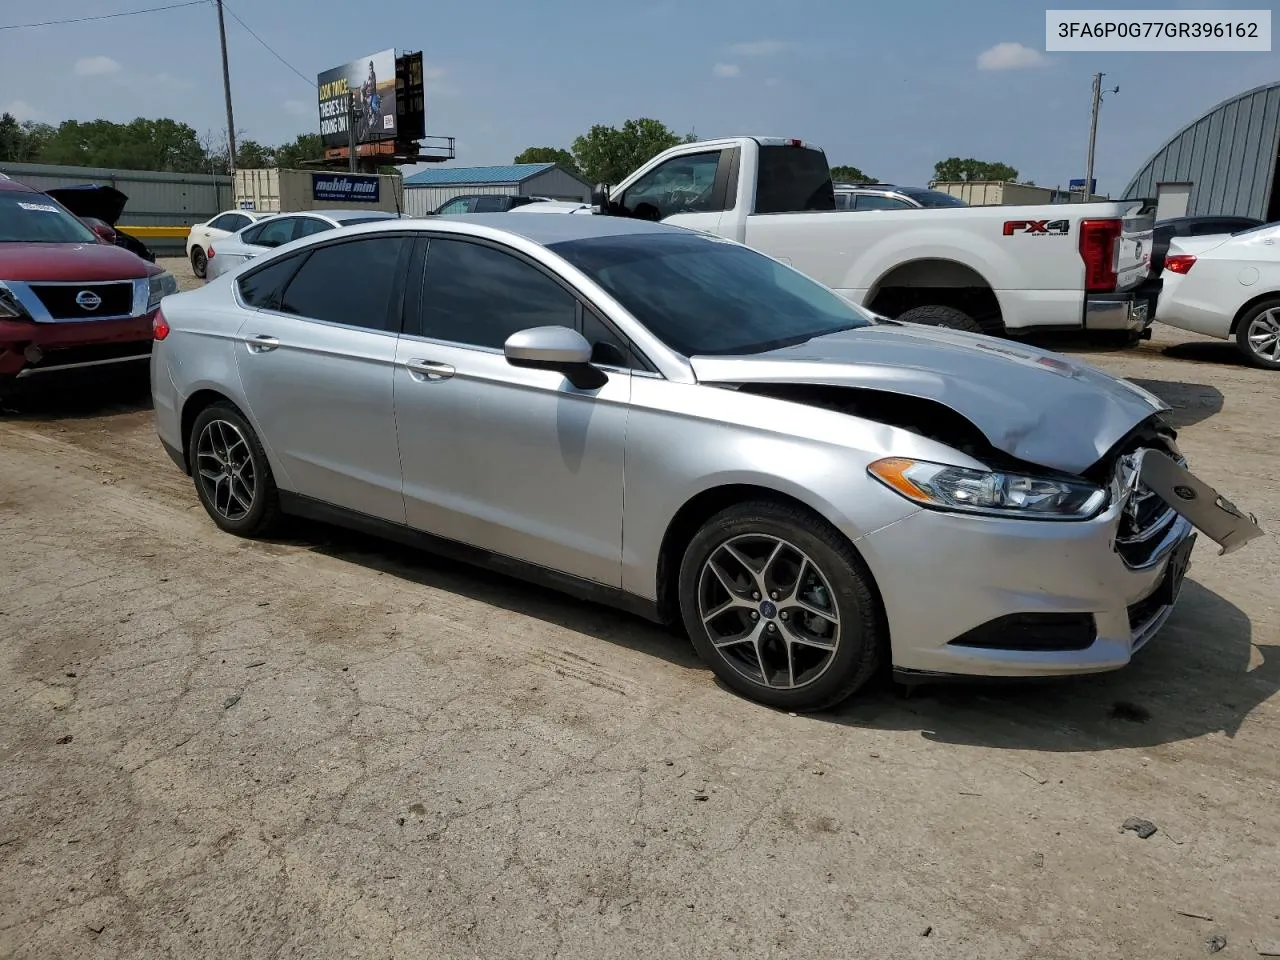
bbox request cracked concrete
[1,261,1278,958]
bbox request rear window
[754,146,835,214]
[898,188,968,208]
[0,192,98,243]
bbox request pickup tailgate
[1115,202,1155,291]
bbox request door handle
[245,334,279,353]
[405,358,455,381]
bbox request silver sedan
[150,214,1262,710]
[203,208,401,281]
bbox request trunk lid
[1115,201,1155,291]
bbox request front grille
[1115,480,1177,567]
[948,612,1097,652]
[1127,587,1167,633]
[29,282,135,320]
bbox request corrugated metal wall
[520,168,591,201]
[404,184,517,216]
[0,161,232,226]
[1123,82,1280,219]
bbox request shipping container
[234,168,405,214]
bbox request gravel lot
[2,258,1277,959]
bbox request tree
[38,118,206,172]
[932,157,1020,183]
[0,114,59,163]
[513,146,580,177]
[571,118,696,185]
[829,164,873,183]
[235,140,275,169]
[273,133,324,170]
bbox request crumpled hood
[690,323,1169,475]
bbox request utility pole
[1084,72,1119,202]
[215,0,237,179]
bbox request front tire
[187,402,280,537]
[678,500,884,711]
[1235,299,1280,370]
[191,246,207,279]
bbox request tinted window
[473,196,511,212]
[436,198,475,215]
[1230,222,1279,238]
[0,193,98,243]
[417,239,577,348]
[834,193,854,210]
[294,217,332,238]
[209,213,238,230]
[551,232,873,356]
[279,237,406,331]
[246,217,297,248]
[755,146,834,213]
[620,151,724,220]
[897,188,968,208]
[854,194,913,210]
[237,253,305,310]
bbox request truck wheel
[191,247,207,279]
[678,500,884,712]
[895,304,984,334]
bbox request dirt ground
[1,259,1277,959]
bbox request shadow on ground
[1160,340,1249,368]
[0,366,152,420]
[274,520,1272,754]
[1125,377,1224,429]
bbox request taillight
[1079,218,1122,293]
[1164,254,1196,275]
[152,309,170,341]
[207,246,215,258]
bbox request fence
[0,161,234,255]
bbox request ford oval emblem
[75,290,102,311]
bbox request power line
[218,0,314,88]
[0,0,207,30]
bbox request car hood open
[690,323,1169,475]
[45,185,129,226]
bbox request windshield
[0,192,98,243]
[899,187,968,208]
[551,232,874,356]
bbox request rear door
[233,234,414,522]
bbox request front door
[393,235,629,586]
[613,148,731,236]
[234,234,412,523]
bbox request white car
[186,210,268,279]
[203,209,401,281]
[1156,221,1280,369]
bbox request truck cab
[595,137,1154,338]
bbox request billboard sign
[311,173,381,203]
[317,49,398,148]
[1068,178,1098,193]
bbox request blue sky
[1,0,1276,193]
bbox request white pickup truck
[592,137,1155,337]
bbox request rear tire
[191,247,207,280]
[1234,298,1280,370]
[895,304,984,334]
[678,500,884,712]
[187,402,280,537]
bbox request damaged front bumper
[858,448,1262,680]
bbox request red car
[0,174,177,394]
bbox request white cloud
[729,40,794,57]
[284,100,311,117]
[977,42,1048,71]
[74,55,122,77]
[712,62,741,79]
[4,100,41,121]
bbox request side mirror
[504,326,608,390]
[591,183,612,214]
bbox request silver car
[150,215,1262,710]
[203,209,401,280]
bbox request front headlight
[0,281,29,320]
[868,457,1107,521]
[148,270,179,309]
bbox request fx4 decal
[1002,219,1071,236]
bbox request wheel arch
[1229,289,1280,335]
[653,483,889,641]
[865,257,1005,334]
[179,388,245,470]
